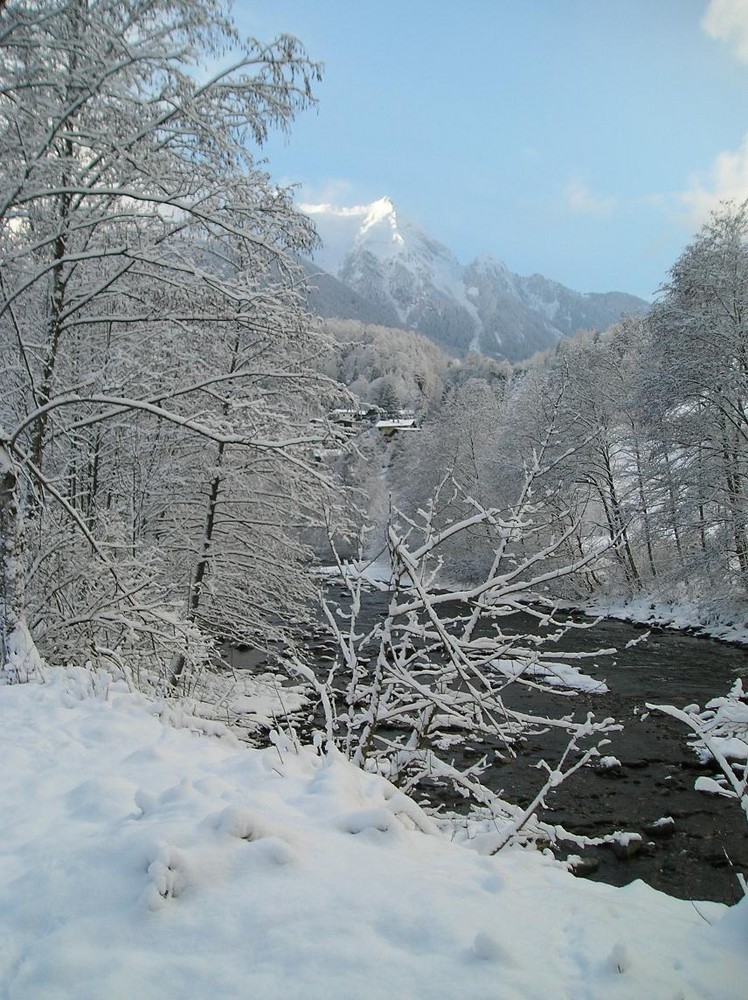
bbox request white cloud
[294,177,357,206]
[680,131,748,223]
[702,0,748,61]
[564,179,615,218]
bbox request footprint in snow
[142,844,191,910]
[336,808,397,836]
[471,931,518,966]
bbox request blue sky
[235,0,748,300]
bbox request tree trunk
[719,413,748,582]
[0,442,42,679]
[631,435,657,579]
[661,446,685,566]
[596,444,641,590]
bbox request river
[478,611,747,905]
[236,585,748,904]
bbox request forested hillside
[313,202,748,627]
[378,202,748,620]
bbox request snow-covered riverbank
[0,665,745,999]
[584,595,748,647]
[316,560,748,648]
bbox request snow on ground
[188,665,309,738]
[585,595,748,646]
[1,666,746,1000]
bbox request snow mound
[493,656,608,693]
[0,666,744,998]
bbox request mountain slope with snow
[301,198,649,362]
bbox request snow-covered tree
[644,201,748,594]
[549,329,648,592]
[0,0,335,684]
[389,377,507,580]
[321,318,450,412]
[308,429,618,847]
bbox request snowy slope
[303,197,483,355]
[0,666,746,999]
[301,198,649,362]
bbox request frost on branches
[303,411,620,851]
[0,0,340,687]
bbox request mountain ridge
[301,197,649,362]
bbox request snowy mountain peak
[303,197,474,332]
[300,197,406,274]
[356,196,405,256]
[298,200,370,276]
[361,195,396,227]
[300,197,650,362]
[471,252,510,275]
[301,196,452,275]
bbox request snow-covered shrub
[305,451,619,851]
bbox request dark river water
[242,586,748,905]
[481,612,748,905]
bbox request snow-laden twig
[648,681,748,832]
[313,449,618,848]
